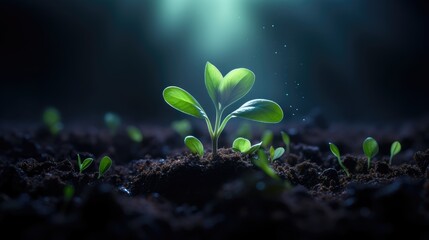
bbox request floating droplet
[274,51,278,54]
[271,24,275,27]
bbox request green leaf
[171,119,192,137]
[231,99,283,123]
[205,62,223,107]
[281,131,290,146]
[329,143,341,159]
[363,137,379,158]
[218,68,255,109]
[98,156,113,179]
[253,150,280,180]
[184,136,204,157]
[43,107,61,127]
[163,86,207,119]
[246,142,262,155]
[390,141,401,157]
[127,126,143,142]
[80,158,94,173]
[269,146,275,160]
[232,137,251,153]
[273,147,285,161]
[262,130,274,148]
[77,154,82,166]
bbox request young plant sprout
[127,126,143,143]
[43,107,63,136]
[389,141,401,165]
[63,184,75,202]
[171,119,192,137]
[261,130,274,149]
[163,62,284,158]
[281,131,290,155]
[232,137,262,155]
[269,146,285,162]
[104,112,121,135]
[184,136,204,157]
[98,156,112,179]
[363,137,379,169]
[253,150,280,180]
[328,143,350,177]
[77,154,93,174]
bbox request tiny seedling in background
[77,154,93,174]
[328,143,350,177]
[269,146,285,162]
[281,131,290,155]
[171,119,192,138]
[163,62,283,158]
[184,136,204,157]
[98,156,113,179]
[63,184,75,202]
[43,107,63,136]
[252,150,280,180]
[127,126,143,143]
[232,137,262,155]
[235,122,252,139]
[389,141,401,165]
[104,112,121,135]
[363,137,379,169]
[261,130,274,149]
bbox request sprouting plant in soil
[43,107,63,136]
[363,137,379,169]
[281,131,290,155]
[253,150,281,180]
[63,184,75,202]
[269,146,285,163]
[127,126,143,143]
[232,137,262,155]
[77,154,93,174]
[261,130,274,149]
[184,136,204,157]
[104,112,121,135]
[171,119,192,138]
[163,62,284,157]
[98,156,113,179]
[390,141,401,165]
[328,142,350,176]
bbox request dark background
[1,0,428,125]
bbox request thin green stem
[337,157,350,177]
[211,108,223,158]
[367,157,371,169]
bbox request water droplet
[284,44,287,47]
[274,51,278,54]
[262,26,266,29]
[296,108,299,111]
[302,118,306,122]
[297,83,300,86]
[292,113,295,116]
[286,93,289,96]
[289,105,292,108]
[302,96,305,99]
[271,24,275,28]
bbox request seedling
[363,137,379,169]
[389,141,401,165]
[127,126,143,143]
[171,119,192,137]
[77,154,94,174]
[235,123,252,139]
[184,136,204,157]
[104,112,121,135]
[281,131,290,155]
[261,130,274,149]
[98,156,113,179]
[328,143,350,176]
[163,62,283,158]
[253,150,280,180]
[232,137,262,155]
[269,146,285,162]
[63,184,75,202]
[42,107,63,136]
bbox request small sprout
[77,154,94,174]
[363,137,379,169]
[104,112,121,135]
[232,137,262,155]
[171,119,192,137]
[261,130,274,149]
[252,150,280,180]
[235,123,252,139]
[127,126,143,143]
[98,156,113,179]
[63,184,75,202]
[328,142,350,177]
[184,136,204,157]
[389,141,401,165]
[269,146,285,162]
[281,131,290,154]
[43,107,63,135]
[163,62,283,158]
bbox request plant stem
[367,157,371,169]
[211,108,222,158]
[337,157,350,177]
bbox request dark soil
[1,117,429,239]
